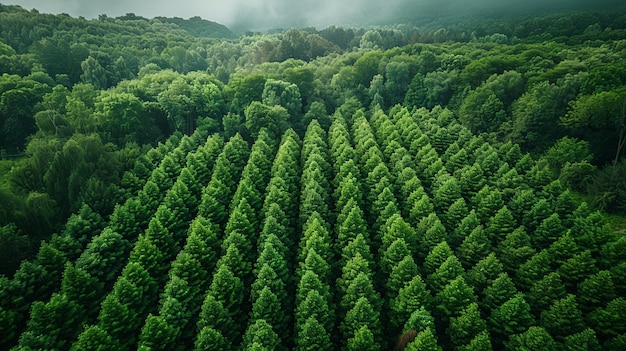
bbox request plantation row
[2,104,626,350]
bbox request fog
[6,0,624,31]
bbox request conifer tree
[506,326,557,351]
[137,314,178,351]
[540,294,585,342]
[71,324,121,351]
[564,328,601,351]
[434,276,478,325]
[423,241,454,276]
[250,286,287,338]
[347,325,378,351]
[405,328,442,351]
[381,238,412,277]
[242,319,282,351]
[457,225,492,269]
[17,293,84,351]
[447,302,487,348]
[387,255,420,300]
[481,273,518,315]
[194,326,231,351]
[497,227,536,274]
[196,293,235,343]
[526,272,567,316]
[295,317,333,351]
[390,274,432,333]
[209,263,245,339]
[488,293,534,346]
[587,297,626,341]
[340,297,382,348]
[427,255,465,293]
[532,213,566,250]
[515,250,553,291]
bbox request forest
[1,2,626,350]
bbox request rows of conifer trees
[2,101,625,350]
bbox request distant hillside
[155,16,236,39]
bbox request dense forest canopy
[1,2,626,351]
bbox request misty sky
[4,0,624,31]
[5,0,408,30]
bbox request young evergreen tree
[540,294,586,342]
[506,326,557,351]
[427,255,465,294]
[295,316,333,351]
[196,293,235,344]
[250,286,287,339]
[457,225,492,269]
[71,324,121,351]
[17,293,84,351]
[465,253,504,298]
[488,293,534,346]
[390,274,432,334]
[587,297,626,342]
[515,250,553,291]
[194,326,231,351]
[497,227,536,275]
[386,255,420,300]
[447,302,487,349]
[532,213,566,250]
[481,272,518,315]
[557,250,597,291]
[405,328,442,351]
[564,328,601,351]
[242,319,282,351]
[209,263,245,339]
[525,272,567,316]
[347,325,378,351]
[340,297,382,348]
[433,275,477,330]
[137,314,178,351]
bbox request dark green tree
[497,227,536,275]
[447,302,487,349]
[194,326,231,351]
[564,328,601,351]
[465,253,504,297]
[506,326,557,351]
[71,324,121,351]
[340,297,382,348]
[137,314,178,351]
[387,255,420,300]
[405,328,442,351]
[481,272,518,315]
[526,272,567,316]
[391,274,432,333]
[457,226,492,269]
[242,319,281,351]
[587,297,626,341]
[540,294,585,342]
[433,276,477,325]
[488,293,534,346]
[426,255,465,294]
[295,316,333,351]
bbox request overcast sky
[4,0,624,31]
[5,0,405,29]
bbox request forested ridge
[1,3,626,350]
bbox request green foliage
[507,326,557,351]
[540,294,586,341]
[2,5,626,351]
[447,302,487,348]
[488,293,534,344]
